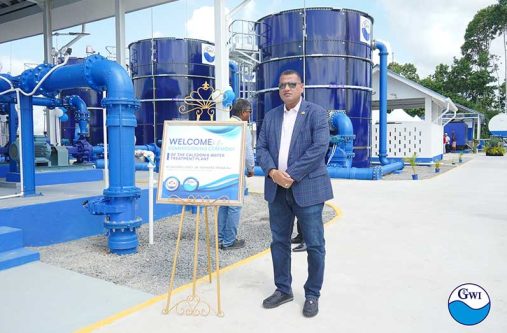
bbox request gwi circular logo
[448,283,490,326]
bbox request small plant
[405,153,418,179]
[485,137,506,156]
[434,160,441,173]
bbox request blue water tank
[255,8,374,167]
[128,38,216,144]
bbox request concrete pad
[82,155,507,333]
[0,262,152,333]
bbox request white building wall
[372,121,444,162]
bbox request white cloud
[378,0,499,77]
[152,31,164,38]
[186,6,216,42]
[0,55,36,76]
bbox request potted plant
[405,153,418,180]
[485,138,506,156]
[434,160,441,173]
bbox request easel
[158,82,236,317]
[162,201,223,317]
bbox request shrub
[485,138,505,156]
[405,153,417,174]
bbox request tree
[388,62,420,81]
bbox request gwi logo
[448,283,490,326]
[361,20,370,41]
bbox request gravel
[35,192,336,296]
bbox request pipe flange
[18,69,35,93]
[34,64,55,97]
[104,217,142,231]
[104,186,141,198]
[84,54,107,92]
[101,97,140,109]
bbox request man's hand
[269,169,294,188]
[247,170,254,177]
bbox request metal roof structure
[0,0,177,44]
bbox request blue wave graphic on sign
[199,174,239,191]
[448,301,490,325]
[161,174,240,201]
[203,126,241,137]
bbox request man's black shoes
[303,298,319,317]
[292,242,307,252]
[291,234,303,244]
[220,239,245,250]
[262,291,294,309]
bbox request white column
[214,0,230,121]
[115,0,126,69]
[42,0,53,64]
[424,97,432,123]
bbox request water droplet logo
[359,16,371,44]
[164,177,180,192]
[182,177,199,191]
[361,24,370,41]
[202,44,215,64]
[448,283,490,326]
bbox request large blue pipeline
[0,55,142,255]
[374,40,404,175]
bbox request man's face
[278,73,303,107]
[239,108,251,122]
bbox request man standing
[256,70,333,317]
[218,99,255,250]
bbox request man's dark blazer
[256,99,333,207]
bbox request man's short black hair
[279,69,302,82]
[230,98,252,117]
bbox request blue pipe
[95,159,149,171]
[0,55,141,254]
[8,104,17,173]
[327,166,382,180]
[374,40,404,173]
[374,40,389,166]
[329,111,355,168]
[19,95,36,195]
[229,61,240,100]
[64,95,89,137]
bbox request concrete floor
[1,154,506,333]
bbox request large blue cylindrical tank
[255,8,374,167]
[129,38,216,144]
[60,57,104,145]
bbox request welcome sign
[157,121,246,206]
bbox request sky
[0,0,505,82]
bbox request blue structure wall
[444,122,468,146]
[0,188,181,246]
